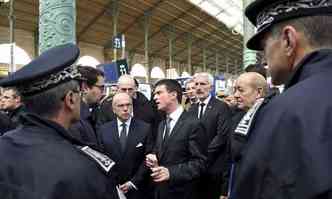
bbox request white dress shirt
[164,106,184,138]
[197,95,211,118]
[116,117,137,190]
[117,117,131,137]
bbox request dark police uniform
[233,0,332,198]
[0,111,16,135]
[0,44,118,199]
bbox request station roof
[0,0,243,73]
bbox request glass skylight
[189,0,243,35]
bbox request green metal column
[9,0,15,73]
[168,35,174,68]
[243,0,257,68]
[162,25,175,69]
[226,57,230,74]
[203,48,207,72]
[39,0,76,54]
[186,33,193,75]
[215,51,219,75]
[112,0,120,61]
[144,11,151,82]
[127,50,135,72]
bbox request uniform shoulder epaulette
[77,146,115,173]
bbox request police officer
[233,0,332,198]
[0,44,118,199]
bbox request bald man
[117,75,161,143]
[208,72,268,199]
[233,72,268,111]
[98,93,153,199]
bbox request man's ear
[256,87,264,99]
[15,96,21,104]
[281,25,298,57]
[63,91,76,110]
[170,91,177,100]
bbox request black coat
[7,105,25,127]
[188,97,231,198]
[0,113,118,199]
[0,111,16,135]
[234,49,332,199]
[188,97,231,143]
[69,102,100,148]
[206,108,246,196]
[95,92,162,142]
[99,118,153,199]
[153,111,208,199]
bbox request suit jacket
[99,118,153,199]
[0,111,16,135]
[153,111,208,199]
[95,92,162,144]
[188,97,231,198]
[188,97,230,143]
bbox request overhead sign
[97,59,129,84]
[113,34,125,49]
[116,59,128,75]
[113,35,122,49]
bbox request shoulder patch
[234,98,264,136]
[78,146,115,173]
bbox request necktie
[198,103,205,119]
[163,117,172,142]
[120,123,127,152]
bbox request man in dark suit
[145,79,207,199]
[99,92,153,199]
[189,72,231,143]
[188,72,231,199]
[96,75,161,143]
[69,66,105,148]
[209,72,268,198]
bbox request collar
[200,95,211,105]
[20,113,85,146]
[117,117,132,127]
[168,106,184,123]
[284,49,332,90]
[80,101,91,119]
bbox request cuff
[128,181,138,190]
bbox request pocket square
[136,143,143,148]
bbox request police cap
[0,43,83,96]
[245,0,332,50]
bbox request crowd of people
[0,43,269,199]
[0,0,332,198]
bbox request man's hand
[219,195,228,199]
[145,154,158,168]
[119,182,132,193]
[151,166,170,182]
